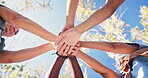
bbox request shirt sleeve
[138,44,148,50]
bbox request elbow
[3,57,17,63]
[7,53,22,63]
[8,58,22,63]
[7,58,16,63]
[91,67,109,76]
[100,70,118,78]
[105,5,117,16]
[2,53,16,63]
[1,51,22,63]
[12,14,23,21]
[105,0,125,15]
[7,57,18,63]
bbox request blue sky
[2,0,148,78]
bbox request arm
[68,56,83,78]
[75,0,125,33]
[45,57,67,78]
[56,0,79,54]
[0,6,56,42]
[62,0,79,32]
[79,41,139,54]
[0,43,54,63]
[46,1,80,77]
[75,51,118,78]
[56,0,125,49]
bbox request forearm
[66,0,79,26]
[75,0,125,34]
[79,41,115,52]
[68,56,83,78]
[46,57,66,78]
[79,41,140,54]
[9,43,54,63]
[0,6,56,42]
[11,16,56,42]
[75,51,118,78]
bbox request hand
[54,24,73,50]
[70,42,80,56]
[58,42,80,56]
[56,24,77,56]
[55,28,81,53]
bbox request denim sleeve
[138,44,148,50]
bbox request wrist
[66,19,74,27]
[66,23,74,27]
[48,42,56,50]
[78,41,83,47]
[74,27,82,35]
[49,34,56,42]
[75,25,84,34]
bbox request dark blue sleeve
[138,44,148,49]
[126,43,139,46]
[0,4,5,7]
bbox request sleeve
[126,43,139,46]
[0,4,5,7]
[138,44,148,50]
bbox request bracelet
[52,51,68,59]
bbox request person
[67,41,148,78]
[56,0,125,55]
[45,0,83,78]
[0,4,58,63]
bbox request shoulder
[0,4,6,14]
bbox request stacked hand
[57,42,80,56]
[55,26,81,56]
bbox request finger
[76,47,80,53]
[64,45,70,53]
[69,49,77,56]
[67,52,74,57]
[68,46,74,55]
[57,51,64,57]
[76,42,80,47]
[72,47,80,56]
[73,46,78,50]
[57,40,65,51]
[63,45,71,56]
[67,46,73,55]
[56,51,62,56]
[58,52,63,56]
[58,43,67,54]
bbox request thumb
[62,28,68,33]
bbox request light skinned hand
[55,24,74,53]
[70,42,80,56]
[55,27,81,53]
